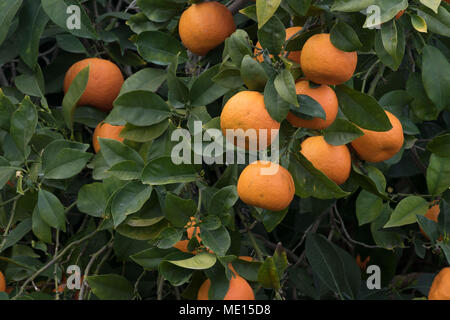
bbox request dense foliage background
[0,0,449,300]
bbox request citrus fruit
[64,58,124,112]
[92,122,125,153]
[428,267,450,300]
[179,1,236,56]
[255,26,302,63]
[197,272,255,300]
[300,33,357,85]
[286,80,338,130]
[351,111,404,163]
[220,91,280,150]
[173,240,195,254]
[300,136,351,185]
[420,202,441,240]
[0,271,5,292]
[237,161,295,211]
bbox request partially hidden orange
[428,268,450,300]
[351,111,404,163]
[300,136,351,185]
[0,271,6,292]
[197,271,255,300]
[286,80,338,130]
[92,122,125,153]
[300,33,357,85]
[64,58,124,112]
[255,26,303,63]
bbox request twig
[12,228,101,299]
[368,64,386,96]
[228,0,251,14]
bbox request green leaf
[0,167,16,190]
[142,156,197,185]
[77,182,109,217]
[262,208,288,233]
[420,0,441,13]
[332,0,376,12]
[0,0,23,47]
[55,34,87,54]
[107,160,143,180]
[37,190,66,232]
[190,65,229,107]
[240,55,268,91]
[137,0,185,23]
[290,94,326,120]
[212,67,243,89]
[17,1,49,68]
[41,0,97,39]
[159,260,193,286]
[257,257,281,290]
[417,215,439,242]
[335,85,392,131]
[411,14,428,33]
[384,196,429,228]
[98,138,144,167]
[0,218,32,253]
[427,154,450,196]
[380,20,398,60]
[306,234,354,298]
[168,252,216,270]
[131,247,174,270]
[274,69,298,106]
[356,190,383,226]
[375,23,405,71]
[417,6,450,37]
[164,192,197,228]
[111,182,153,227]
[324,118,364,146]
[119,68,167,95]
[62,65,90,130]
[136,31,187,66]
[422,45,450,111]
[113,90,171,126]
[42,148,92,180]
[289,152,350,199]
[257,15,286,56]
[427,134,450,158]
[32,206,52,244]
[207,186,239,217]
[73,106,107,128]
[0,89,16,130]
[264,77,290,122]
[330,20,362,52]
[120,120,169,143]
[256,0,281,29]
[406,73,439,121]
[362,0,409,27]
[86,274,134,300]
[371,204,404,249]
[200,225,231,256]
[286,0,311,16]
[10,96,37,156]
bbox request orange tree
[0,0,449,300]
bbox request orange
[351,111,404,163]
[64,58,124,112]
[420,203,441,240]
[428,267,450,300]
[173,240,196,254]
[395,10,405,20]
[92,122,125,153]
[186,217,200,241]
[355,255,371,270]
[255,26,303,63]
[179,1,236,56]
[286,80,338,130]
[237,161,295,211]
[197,272,255,300]
[300,136,351,185]
[0,271,5,292]
[300,33,357,85]
[220,91,280,150]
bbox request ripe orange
[300,33,357,85]
[173,240,196,254]
[64,58,124,112]
[237,161,295,211]
[0,271,6,292]
[428,267,450,300]
[179,1,236,56]
[255,26,303,63]
[350,111,404,163]
[420,203,441,240]
[220,91,280,150]
[197,272,255,300]
[300,136,351,185]
[92,122,125,153]
[286,80,338,130]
